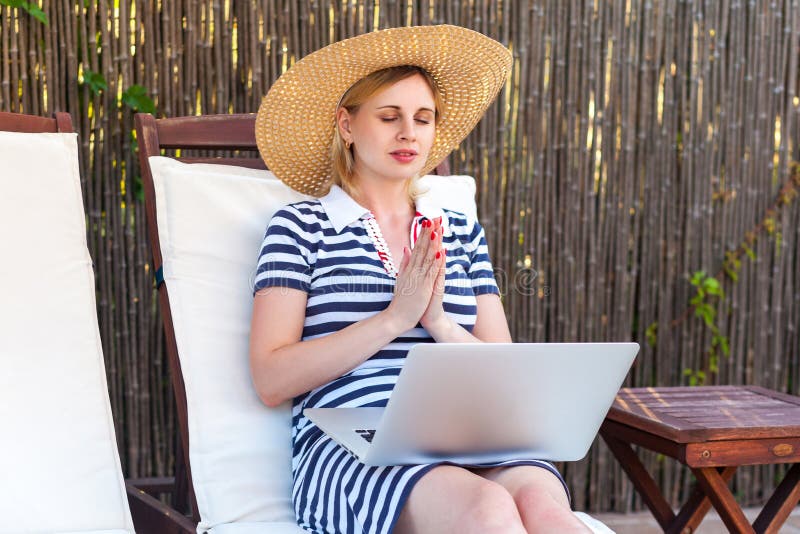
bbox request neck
[351,177,413,219]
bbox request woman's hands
[417,219,448,333]
[384,216,446,332]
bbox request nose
[397,117,417,141]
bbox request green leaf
[723,266,739,282]
[694,303,715,328]
[703,277,724,297]
[121,84,156,114]
[690,271,705,287]
[743,244,756,261]
[132,175,145,203]
[719,336,730,357]
[0,0,48,24]
[645,322,658,348]
[26,3,47,24]
[712,335,731,358]
[82,68,107,96]
[683,368,706,387]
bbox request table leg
[752,463,800,534]
[669,467,737,534]
[600,429,676,529]
[691,467,754,534]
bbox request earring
[345,140,352,149]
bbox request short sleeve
[465,219,500,296]
[253,206,314,294]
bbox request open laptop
[304,342,639,466]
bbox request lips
[390,149,418,163]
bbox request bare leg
[394,465,527,534]
[478,466,591,534]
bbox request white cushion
[0,132,134,533]
[575,512,615,533]
[415,173,477,219]
[150,157,309,532]
[150,156,612,533]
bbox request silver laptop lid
[368,342,639,463]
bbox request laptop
[304,342,639,466]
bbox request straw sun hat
[255,25,512,197]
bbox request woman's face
[339,74,437,185]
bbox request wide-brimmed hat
[255,25,512,196]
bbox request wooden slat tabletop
[607,386,800,443]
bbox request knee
[513,483,571,524]
[457,480,524,534]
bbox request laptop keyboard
[355,429,376,443]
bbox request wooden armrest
[126,481,197,533]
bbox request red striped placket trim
[363,211,428,278]
[362,213,398,277]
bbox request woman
[250,25,589,534]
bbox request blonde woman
[250,25,588,534]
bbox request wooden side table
[600,386,800,534]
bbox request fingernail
[422,220,430,228]
[435,251,441,259]
[430,231,437,240]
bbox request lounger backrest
[0,124,134,532]
[149,157,308,531]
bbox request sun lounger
[0,111,192,533]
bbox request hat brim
[256,25,512,196]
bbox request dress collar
[319,184,451,236]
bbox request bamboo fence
[2,0,799,512]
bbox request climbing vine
[649,162,800,385]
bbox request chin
[381,168,422,183]
[394,163,427,180]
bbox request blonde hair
[330,65,442,201]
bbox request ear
[336,107,353,142]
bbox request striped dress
[254,185,567,534]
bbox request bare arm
[421,293,512,343]
[249,287,409,407]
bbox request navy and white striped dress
[254,185,567,534]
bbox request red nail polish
[430,231,437,240]
[435,251,441,259]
